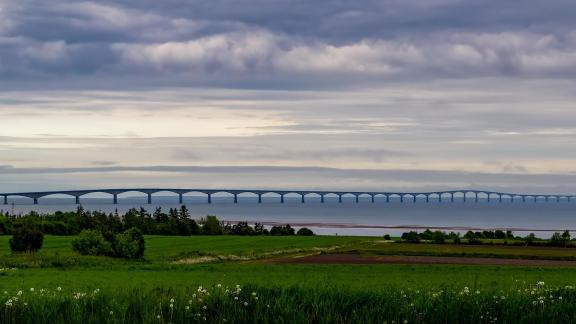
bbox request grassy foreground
[3,235,576,322]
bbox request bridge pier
[33,198,38,205]
[534,196,537,203]
[355,195,359,203]
[450,193,454,203]
[371,195,375,203]
[280,194,284,203]
[438,195,442,203]
[3,196,7,205]
[400,195,404,203]
[147,193,152,204]
[234,194,238,204]
[75,196,80,205]
[338,195,342,203]
[463,194,467,203]
[301,194,305,203]
[113,194,118,205]
[412,195,416,203]
[511,196,514,203]
[258,194,262,204]
[545,196,549,203]
[207,194,212,204]
[487,195,491,203]
[557,196,561,203]
[498,195,502,203]
[425,195,429,203]
[522,196,526,203]
[179,194,183,204]
[475,193,478,203]
[386,195,390,203]
[321,195,325,203]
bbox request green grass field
[3,235,576,323]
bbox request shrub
[464,231,481,245]
[72,229,113,256]
[202,216,223,235]
[270,225,295,236]
[9,224,44,253]
[114,227,145,259]
[431,231,446,244]
[549,230,571,247]
[401,231,420,243]
[383,234,391,240]
[297,227,315,236]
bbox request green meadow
[3,235,576,323]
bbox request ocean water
[2,195,576,237]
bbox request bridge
[0,189,575,205]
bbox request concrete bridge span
[1,189,575,205]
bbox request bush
[202,216,223,235]
[383,234,391,240]
[270,225,295,236]
[401,231,420,243]
[114,227,145,259]
[72,229,113,256]
[9,224,44,253]
[297,227,315,236]
[431,231,446,244]
[464,231,482,245]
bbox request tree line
[398,229,574,247]
[0,206,314,237]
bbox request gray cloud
[1,1,576,84]
[1,164,576,194]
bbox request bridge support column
[207,194,212,204]
[557,196,560,203]
[450,194,454,203]
[511,196,514,203]
[33,198,38,205]
[75,196,80,205]
[487,195,491,203]
[386,195,390,203]
[534,196,537,203]
[569,197,572,203]
[280,194,284,203]
[475,193,478,203]
[321,195,325,203]
[179,194,183,204]
[355,195,359,203]
[147,194,152,204]
[425,195,429,203]
[258,194,262,204]
[522,196,526,203]
[3,196,7,205]
[412,195,416,203]
[499,195,502,203]
[113,194,118,205]
[234,194,238,204]
[463,194,467,203]
[371,195,375,203]
[545,196,549,203]
[438,195,442,203]
[400,195,404,203]
[301,194,305,203]
[338,195,342,203]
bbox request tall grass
[3,282,576,323]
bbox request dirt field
[273,254,576,267]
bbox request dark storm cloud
[1,0,576,84]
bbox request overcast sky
[1,0,576,194]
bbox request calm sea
[2,196,575,237]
